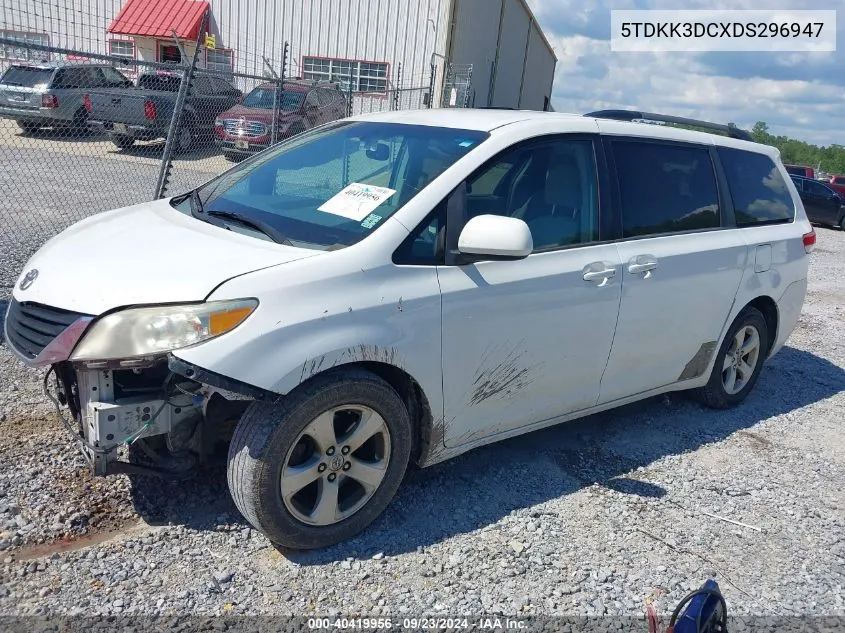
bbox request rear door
[597,137,748,404]
[302,89,322,128]
[803,179,839,225]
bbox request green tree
[750,121,845,174]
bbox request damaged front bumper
[45,355,267,477]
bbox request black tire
[277,123,305,144]
[174,120,196,154]
[65,108,89,138]
[839,214,845,231]
[691,306,769,409]
[227,368,412,549]
[110,133,135,149]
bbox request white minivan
[5,108,814,549]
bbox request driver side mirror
[457,215,533,261]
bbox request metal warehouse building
[1,0,556,111]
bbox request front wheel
[227,368,412,549]
[691,306,768,409]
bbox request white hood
[12,198,320,315]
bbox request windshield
[243,87,304,111]
[189,121,488,249]
[0,66,53,88]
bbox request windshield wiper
[206,210,294,245]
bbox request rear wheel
[65,108,89,137]
[839,214,845,231]
[174,120,196,154]
[691,306,768,409]
[110,133,135,149]
[227,368,412,549]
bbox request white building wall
[1,0,124,53]
[2,0,554,109]
[2,0,451,89]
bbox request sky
[524,0,844,146]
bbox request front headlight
[70,299,258,362]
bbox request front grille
[222,119,267,138]
[4,300,92,360]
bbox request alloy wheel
[280,405,391,526]
[721,325,761,395]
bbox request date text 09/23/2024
[307,618,527,630]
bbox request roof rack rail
[584,109,754,142]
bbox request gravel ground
[0,228,842,625]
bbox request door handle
[627,255,658,278]
[582,261,616,286]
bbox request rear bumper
[89,120,162,139]
[0,107,71,123]
[769,277,808,358]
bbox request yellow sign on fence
[205,33,216,49]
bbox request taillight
[83,94,91,113]
[41,94,59,108]
[144,100,157,120]
[802,229,816,254]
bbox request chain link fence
[0,8,468,299]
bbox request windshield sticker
[457,140,475,148]
[360,213,382,229]
[317,182,396,222]
[317,183,396,222]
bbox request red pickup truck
[784,164,815,179]
[827,175,845,196]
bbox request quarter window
[613,141,720,237]
[717,148,794,226]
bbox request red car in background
[784,164,815,179]
[214,79,347,161]
[827,175,845,196]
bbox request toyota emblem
[19,269,39,291]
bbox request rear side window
[613,141,720,237]
[718,148,794,226]
[1,65,54,87]
[138,74,181,92]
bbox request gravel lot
[0,224,843,624]
[0,121,226,297]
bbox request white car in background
[5,108,814,549]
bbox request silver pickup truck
[86,71,242,153]
[0,61,132,134]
